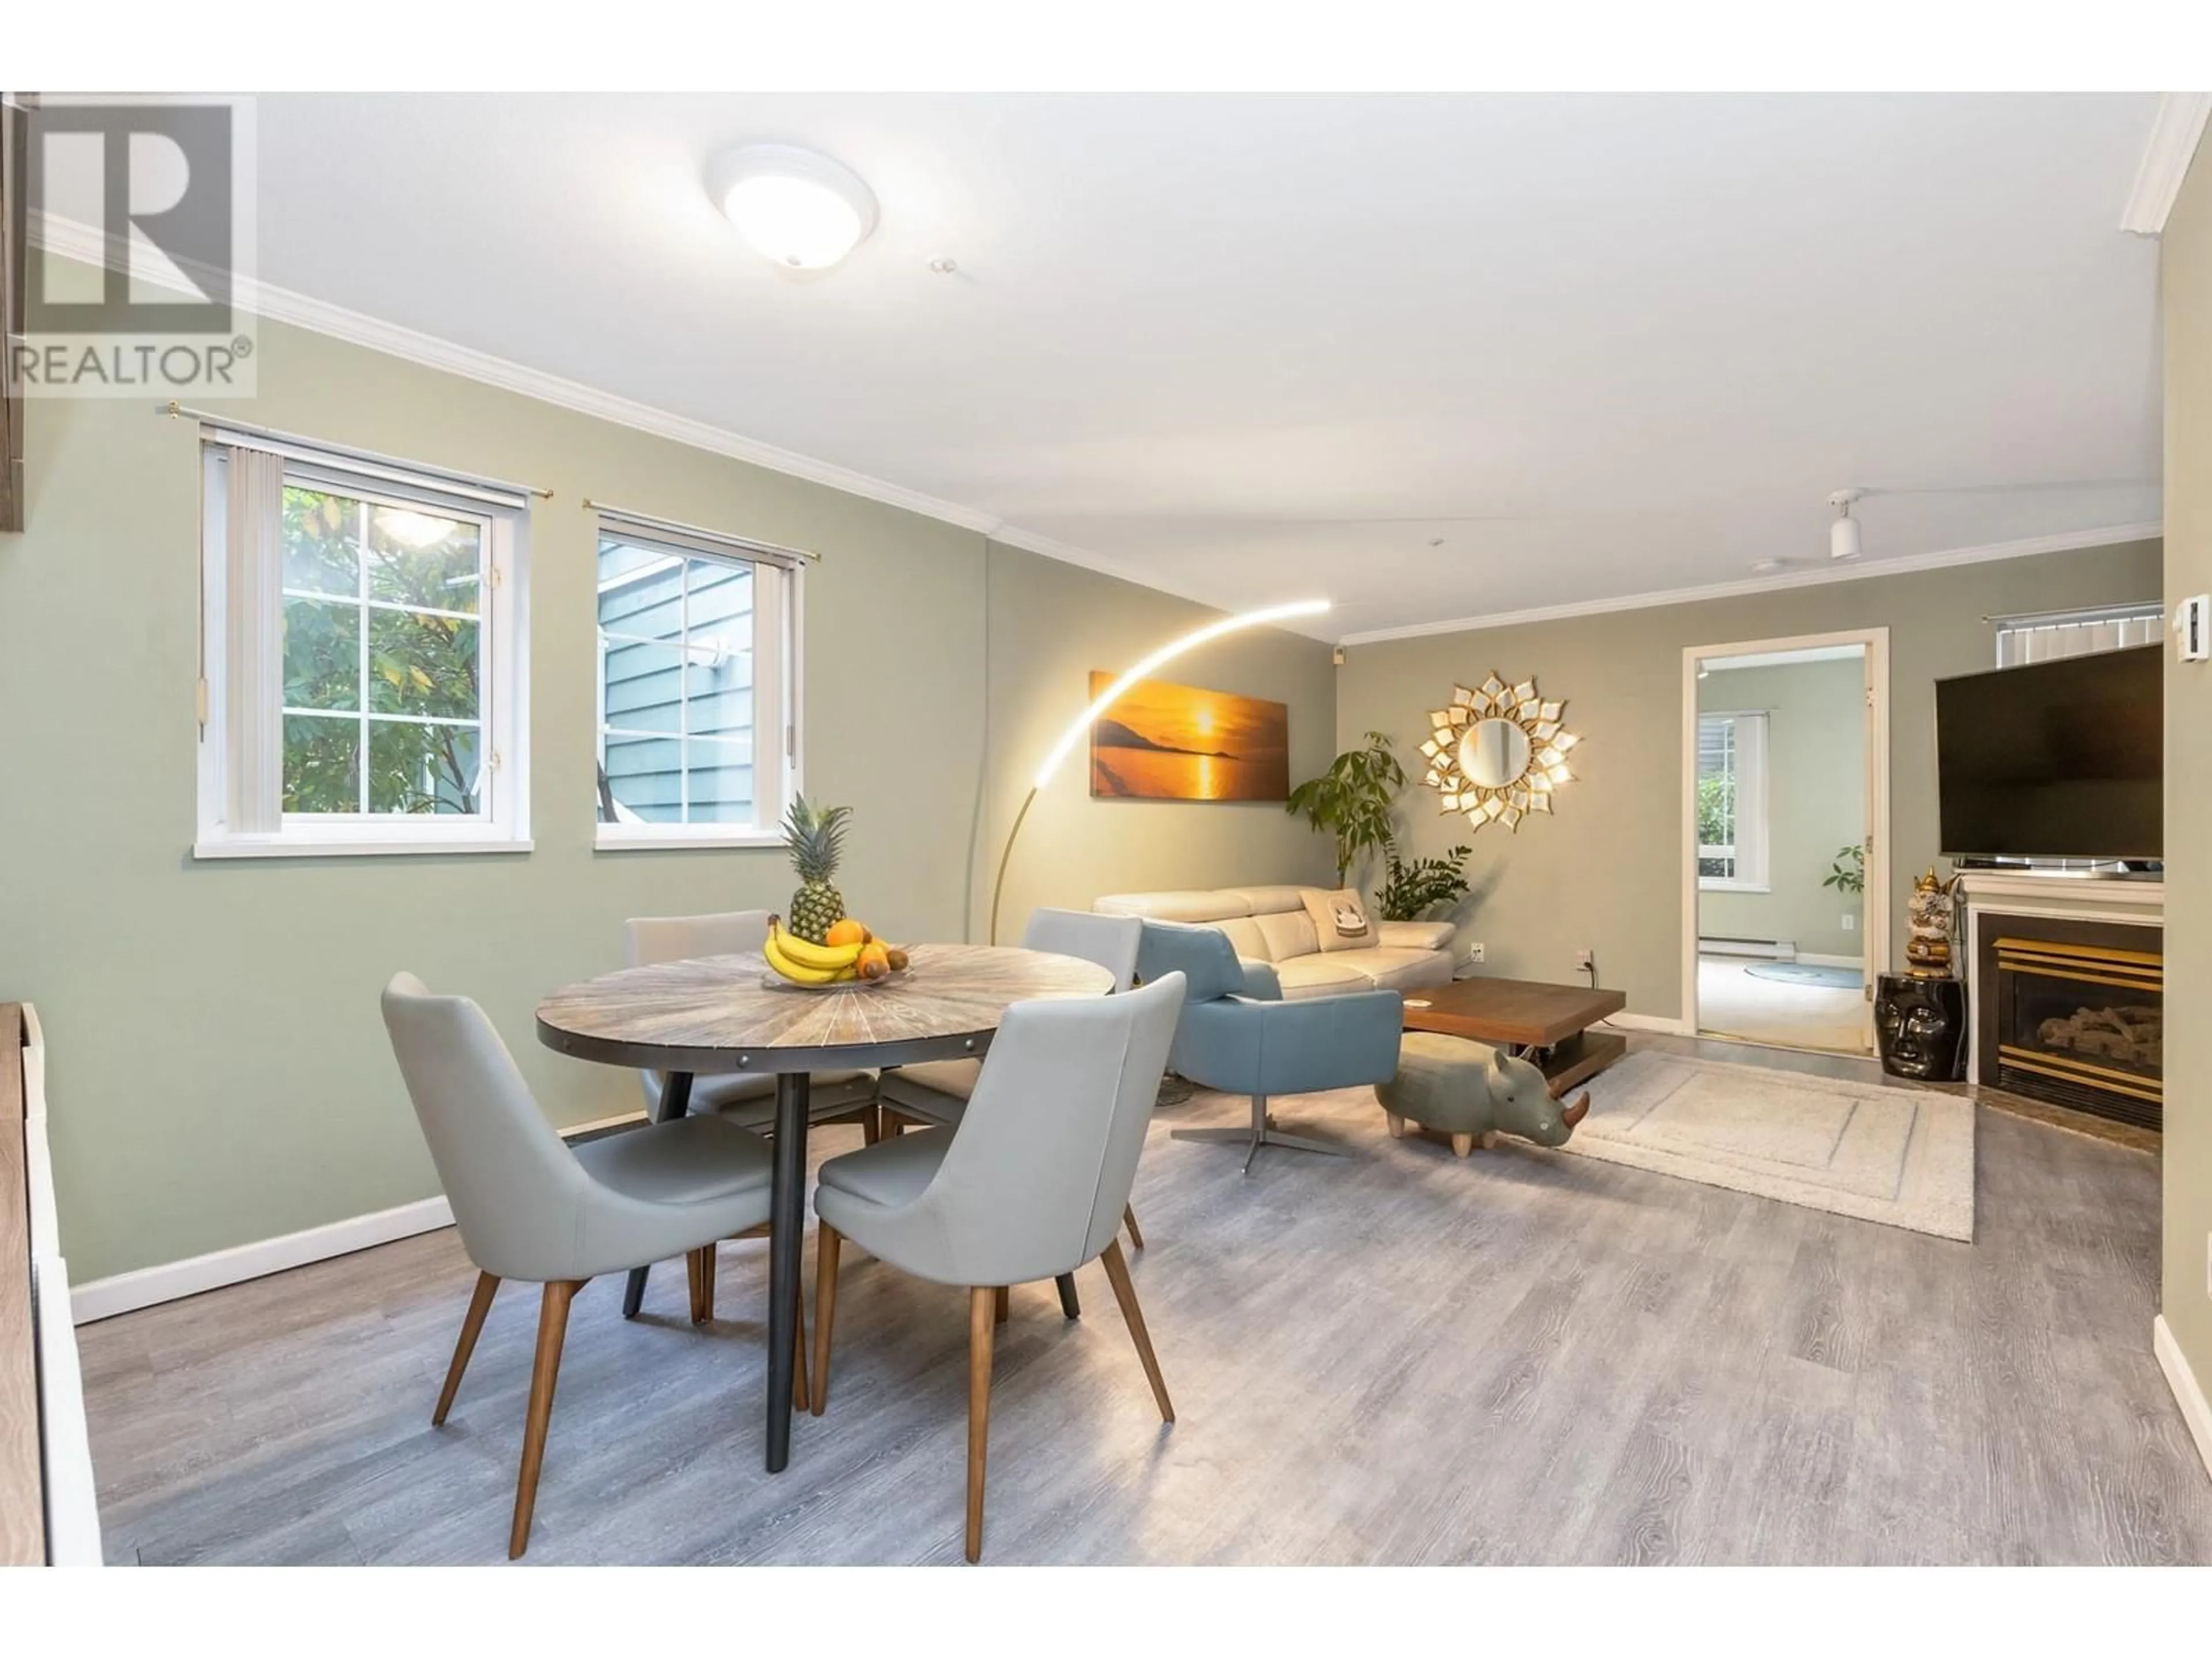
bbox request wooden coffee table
[1399,976,1628,1099]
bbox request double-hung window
[1696,710,1768,891]
[196,433,531,857]
[593,511,800,849]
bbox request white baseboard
[70,1194,454,1325]
[2155,1315,2212,1484]
[1606,1012,1693,1036]
[1796,952,1865,969]
[1698,938,1796,961]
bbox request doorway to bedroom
[1681,630,1889,1056]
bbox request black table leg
[1055,1272,1081,1319]
[765,1071,809,1472]
[622,1070,694,1320]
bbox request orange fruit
[825,919,868,948]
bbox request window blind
[1994,603,2162,667]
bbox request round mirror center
[1458,718,1532,789]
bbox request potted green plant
[1823,842,1866,897]
[1377,842,1475,922]
[1285,732,1404,886]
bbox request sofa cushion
[1377,919,1457,953]
[1328,947,1456,993]
[1302,887,1377,953]
[1217,915,1270,960]
[1095,890,1253,923]
[1273,955,1376,998]
[1253,909,1320,961]
[1225,885,1311,916]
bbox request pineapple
[781,795,851,944]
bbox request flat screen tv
[1935,643,2162,861]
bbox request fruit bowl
[762,915,910,990]
[759,964,910,993]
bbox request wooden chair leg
[862,1104,882,1147]
[967,1285,995,1563]
[793,1280,812,1414]
[1451,1133,1475,1158]
[1098,1239,1173,1423]
[699,1243,717,1323]
[994,1284,1010,1325]
[1122,1203,1146,1251]
[686,1248,706,1324]
[510,1279,582,1559]
[433,1271,499,1426]
[1055,1272,1081,1319]
[812,1224,840,1416]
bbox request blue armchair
[1135,920,1405,1173]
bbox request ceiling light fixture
[1828,489,1865,562]
[707,144,878,271]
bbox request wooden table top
[536,943,1115,1073]
[1399,975,1627,1048]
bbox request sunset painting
[1089,673,1291,802]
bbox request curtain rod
[1982,601,2164,626]
[580,498,820,563]
[161,401,553,501]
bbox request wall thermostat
[2178,595,2211,663]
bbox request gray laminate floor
[78,1036,2212,1565]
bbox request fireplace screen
[1990,934,2162,1130]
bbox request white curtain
[1995,604,2162,666]
[222,445,286,833]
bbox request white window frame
[1696,710,1769,893]
[592,514,802,852]
[195,438,532,859]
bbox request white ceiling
[249,93,2168,642]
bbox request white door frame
[1680,626,1891,1044]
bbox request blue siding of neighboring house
[599,547,755,823]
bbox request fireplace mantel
[1957,872,2165,1113]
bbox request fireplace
[1976,913,2162,1130]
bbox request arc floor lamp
[986,598,1334,944]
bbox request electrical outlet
[1574,948,1594,971]
[1467,942,1486,965]
[1842,914,1856,931]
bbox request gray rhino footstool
[1377,1031,1590,1157]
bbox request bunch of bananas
[764,916,909,986]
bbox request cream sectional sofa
[1093,885,1457,1000]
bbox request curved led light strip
[987,597,1332,942]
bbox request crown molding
[30,209,1305,627]
[1336,522,2165,647]
[2120,92,2212,236]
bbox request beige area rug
[1562,1050,1975,1240]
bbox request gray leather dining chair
[809,971,1186,1563]
[381,972,808,1559]
[624,909,881,1320]
[877,908,1149,1282]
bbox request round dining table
[535,941,1115,1472]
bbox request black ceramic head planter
[1875,975,1967,1081]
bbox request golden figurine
[1906,866,1961,976]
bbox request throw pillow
[1302,888,1376,953]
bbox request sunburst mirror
[1419,672,1581,832]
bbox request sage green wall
[0,310,1328,1285]
[972,544,1338,938]
[1338,540,2160,1019]
[2161,134,2212,1404]
[1696,657,1866,960]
